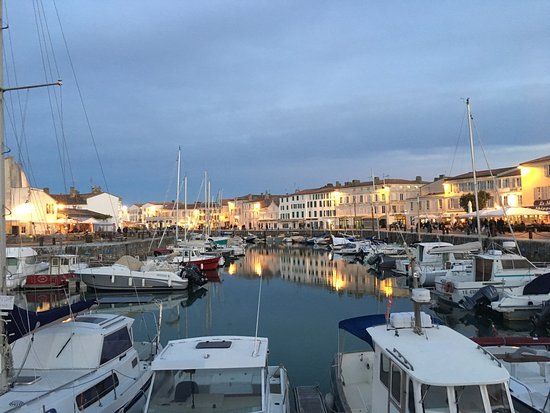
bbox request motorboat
[75,255,189,291]
[24,254,88,289]
[172,247,221,271]
[330,234,354,251]
[488,273,550,321]
[245,233,258,243]
[5,247,49,289]
[331,288,516,412]
[394,241,455,277]
[144,336,291,412]
[434,249,550,307]
[0,313,158,413]
[472,336,550,413]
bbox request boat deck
[294,385,328,413]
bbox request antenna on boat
[0,0,62,393]
[466,98,483,246]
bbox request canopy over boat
[428,241,482,254]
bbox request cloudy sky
[4,1,550,204]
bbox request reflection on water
[12,245,540,393]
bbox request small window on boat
[455,385,484,412]
[475,258,493,282]
[6,257,18,267]
[501,259,535,270]
[76,373,119,410]
[51,257,60,267]
[25,256,37,264]
[380,353,390,388]
[195,340,232,349]
[486,383,511,412]
[100,328,132,364]
[390,363,402,404]
[407,380,415,412]
[421,384,449,412]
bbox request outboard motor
[180,265,208,288]
[367,253,382,266]
[461,285,499,311]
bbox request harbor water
[15,245,540,394]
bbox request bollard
[528,229,533,240]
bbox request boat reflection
[224,245,409,299]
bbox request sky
[4,1,550,204]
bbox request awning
[458,207,549,219]
[338,314,386,347]
[428,241,482,254]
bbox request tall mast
[371,170,380,238]
[466,98,482,243]
[184,175,187,240]
[175,147,181,242]
[0,0,10,393]
[204,171,208,236]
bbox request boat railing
[386,347,414,371]
[510,377,536,408]
[476,345,502,368]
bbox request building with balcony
[519,155,550,211]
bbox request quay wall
[31,236,175,263]
[235,229,550,262]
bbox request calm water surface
[17,245,538,393]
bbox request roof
[367,322,510,386]
[520,154,550,165]
[63,208,111,220]
[446,166,518,181]
[152,336,268,371]
[6,246,38,258]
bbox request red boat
[176,248,221,271]
[25,255,85,289]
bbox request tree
[459,191,491,212]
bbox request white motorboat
[489,273,550,321]
[75,255,189,291]
[393,241,455,277]
[172,247,222,270]
[5,247,49,289]
[331,289,516,413]
[473,337,550,413]
[144,336,291,413]
[0,313,158,412]
[434,250,550,307]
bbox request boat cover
[523,273,550,295]
[5,299,97,343]
[116,255,143,271]
[339,313,444,348]
[428,241,482,254]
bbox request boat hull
[78,273,188,291]
[185,256,220,271]
[25,273,76,289]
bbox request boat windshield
[148,368,263,413]
[6,257,19,267]
[455,385,484,412]
[421,384,450,412]
[486,383,511,413]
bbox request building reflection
[228,246,409,299]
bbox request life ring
[444,281,455,294]
[36,275,49,284]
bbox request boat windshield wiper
[56,333,74,358]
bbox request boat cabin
[6,247,41,273]
[145,336,277,412]
[48,254,80,275]
[336,313,514,412]
[474,250,540,282]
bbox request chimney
[91,185,102,195]
[352,179,360,184]
[374,176,380,184]
[335,181,341,187]
[43,187,50,194]
[415,176,423,183]
[69,186,79,196]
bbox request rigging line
[448,106,467,178]
[31,0,68,192]
[52,0,119,229]
[37,0,75,187]
[472,119,521,255]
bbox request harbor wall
[235,229,550,262]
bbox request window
[501,259,535,269]
[486,383,511,412]
[421,385,449,412]
[455,386,484,412]
[545,164,550,177]
[76,373,119,410]
[100,328,132,364]
[380,354,390,388]
[475,258,493,282]
[391,364,402,404]
[408,380,416,412]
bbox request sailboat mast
[175,147,181,242]
[184,175,188,240]
[466,98,482,243]
[0,0,9,393]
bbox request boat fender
[444,281,455,294]
[324,393,334,411]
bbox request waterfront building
[224,193,280,230]
[519,155,550,211]
[336,177,425,229]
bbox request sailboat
[0,2,159,410]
